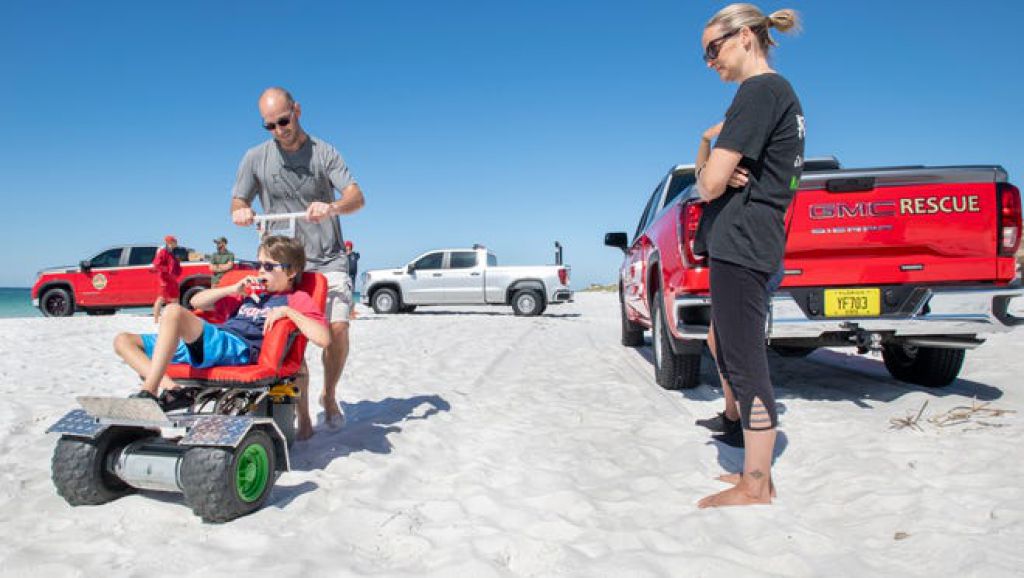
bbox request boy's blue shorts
[142,323,250,368]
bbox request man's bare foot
[698,483,772,509]
[716,473,776,498]
[296,420,314,441]
[319,395,345,429]
[159,375,179,390]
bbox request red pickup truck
[605,158,1023,389]
[31,244,245,317]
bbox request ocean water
[0,287,362,319]
[0,288,39,318]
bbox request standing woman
[694,4,804,508]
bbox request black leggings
[710,258,778,430]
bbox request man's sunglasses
[258,261,292,272]
[703,28,740,63]
[262,111,294,131]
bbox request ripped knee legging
[709,258,778,430]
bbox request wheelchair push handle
[253,212,308,239]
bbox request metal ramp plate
[179,415,255,447]
[46,409,107,438]
[76,396,172,426]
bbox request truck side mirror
[406,264,415,274]
[79,259,92,271]
[604,232,628,252]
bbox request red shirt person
[152,235,182,322]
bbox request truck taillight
[679,201,707,267]
[558,267,569,286]
[998,183,1021,257]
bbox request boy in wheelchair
[114,235,329,412]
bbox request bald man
[231,87,365,441]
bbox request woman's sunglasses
[703,28,740,63]
[262,110,294,131]
[258,261,292,272]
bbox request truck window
[414,252,443,270]
[664,173,696,206]
[128,246,157,266]
[487,253,497,266]
[90,248,123,268]
[449,251,478,269]
[633,180,664,241]
[171,247,190,261]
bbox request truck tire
[371,288,400,314]
[512,289,543,316]
[882,343,965,388]
[180,429,276,523]
[181,285,206,309]
[40,287,74,317]
[620,295,644,346]
[652,289,700,390]
[51,431,139,506]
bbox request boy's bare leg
[295,362,314,441]
[114,333,179,391]
[138,304,204,395]
[320,321,349,423]
[698,397,776,508]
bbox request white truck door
[404,251,446,304]
[444,250,485,304]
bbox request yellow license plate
[824,288,880,317]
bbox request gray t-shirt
[232,135,356,273]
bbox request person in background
[231,86,366,440]
[344,240,360,288]
[152,235,182,323]
[209,236,236,286]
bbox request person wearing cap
[231,86,366,441]
[344,240,360,287]
[209,236,236,286]
[152,235,182,323]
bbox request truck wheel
[51,431,139,506]
[181,285,207,309]
[180,429,276,523]
[512,289,543,316]
[40,287,74,317]
[372,288,400,314]
[652,289,700,390]
[882,344,965,388]
[620,294,644,347]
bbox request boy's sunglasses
[258,261,292,272]
[703,28,740,63]
[262,111,294,131]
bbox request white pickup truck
[361,245,573,316]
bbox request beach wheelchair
[47,268,326,523]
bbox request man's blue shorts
[142,322,250,368]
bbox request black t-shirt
[699,73,805,274]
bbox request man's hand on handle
[232,207,255,227]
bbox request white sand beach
[0,292,1021,577]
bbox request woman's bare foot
[716,473,776,498]
[697,484,772,508]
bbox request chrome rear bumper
[674,284,1024,340]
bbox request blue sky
[4,0,1022,289]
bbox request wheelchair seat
[164,269,327,389]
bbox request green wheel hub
[235,443,270,502]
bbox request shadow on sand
[288,393,451,472]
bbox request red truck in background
[31,243,252,317]
[605,158,1023,389]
